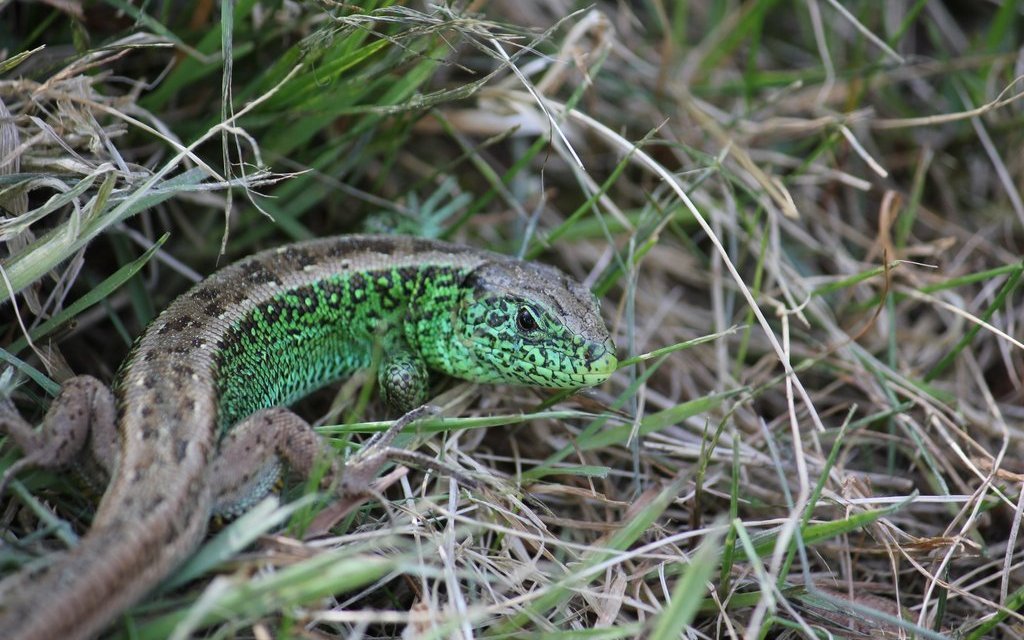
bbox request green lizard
[0,234,616,640]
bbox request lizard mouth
[466,335,617,388]
[525,338,617,388]
[577,343,617,385]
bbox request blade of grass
[6,234,168,355]
[924,265,1022,381]
[489,474,689,636]
[133,549,396,639]
[0,168,205,302]
[648,521,725,639]
[157,495,319,593]
[751,495,917,558]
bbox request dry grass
[1,1,1023,638]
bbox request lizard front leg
[0,375,119,498]
[304,405,483,532]
[209,407,343,517]
[377,337,430,413]
[209,405,444,520]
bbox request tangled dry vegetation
[1,1,1022,638]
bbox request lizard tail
[0,484,212,640]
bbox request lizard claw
[360,403,441,453]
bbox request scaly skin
[0,235,616,640]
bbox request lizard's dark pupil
[516,307,538,333]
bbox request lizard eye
[515,306,539,333]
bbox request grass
[1,1,1023,638]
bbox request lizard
[0,234,617,640]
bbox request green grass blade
[7,234,168,355]
[648,522,725,639]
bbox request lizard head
[445,259,617,388]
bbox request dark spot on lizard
[158,314,194,334]
[219,288,247,306]
[325,241,348,258]
[356,237,397,256]
[164,523,181,545]
[241,261,279,285]
[320,279,343,299]
[264,304,282,322]
[398,267,421,291]
[203,300,226,317]
[296,287,319,313]
[418,266,437,282]
[191,287,219,301]
[175,439,189,463]
[283,246,316,268]
[349,272,366,292]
